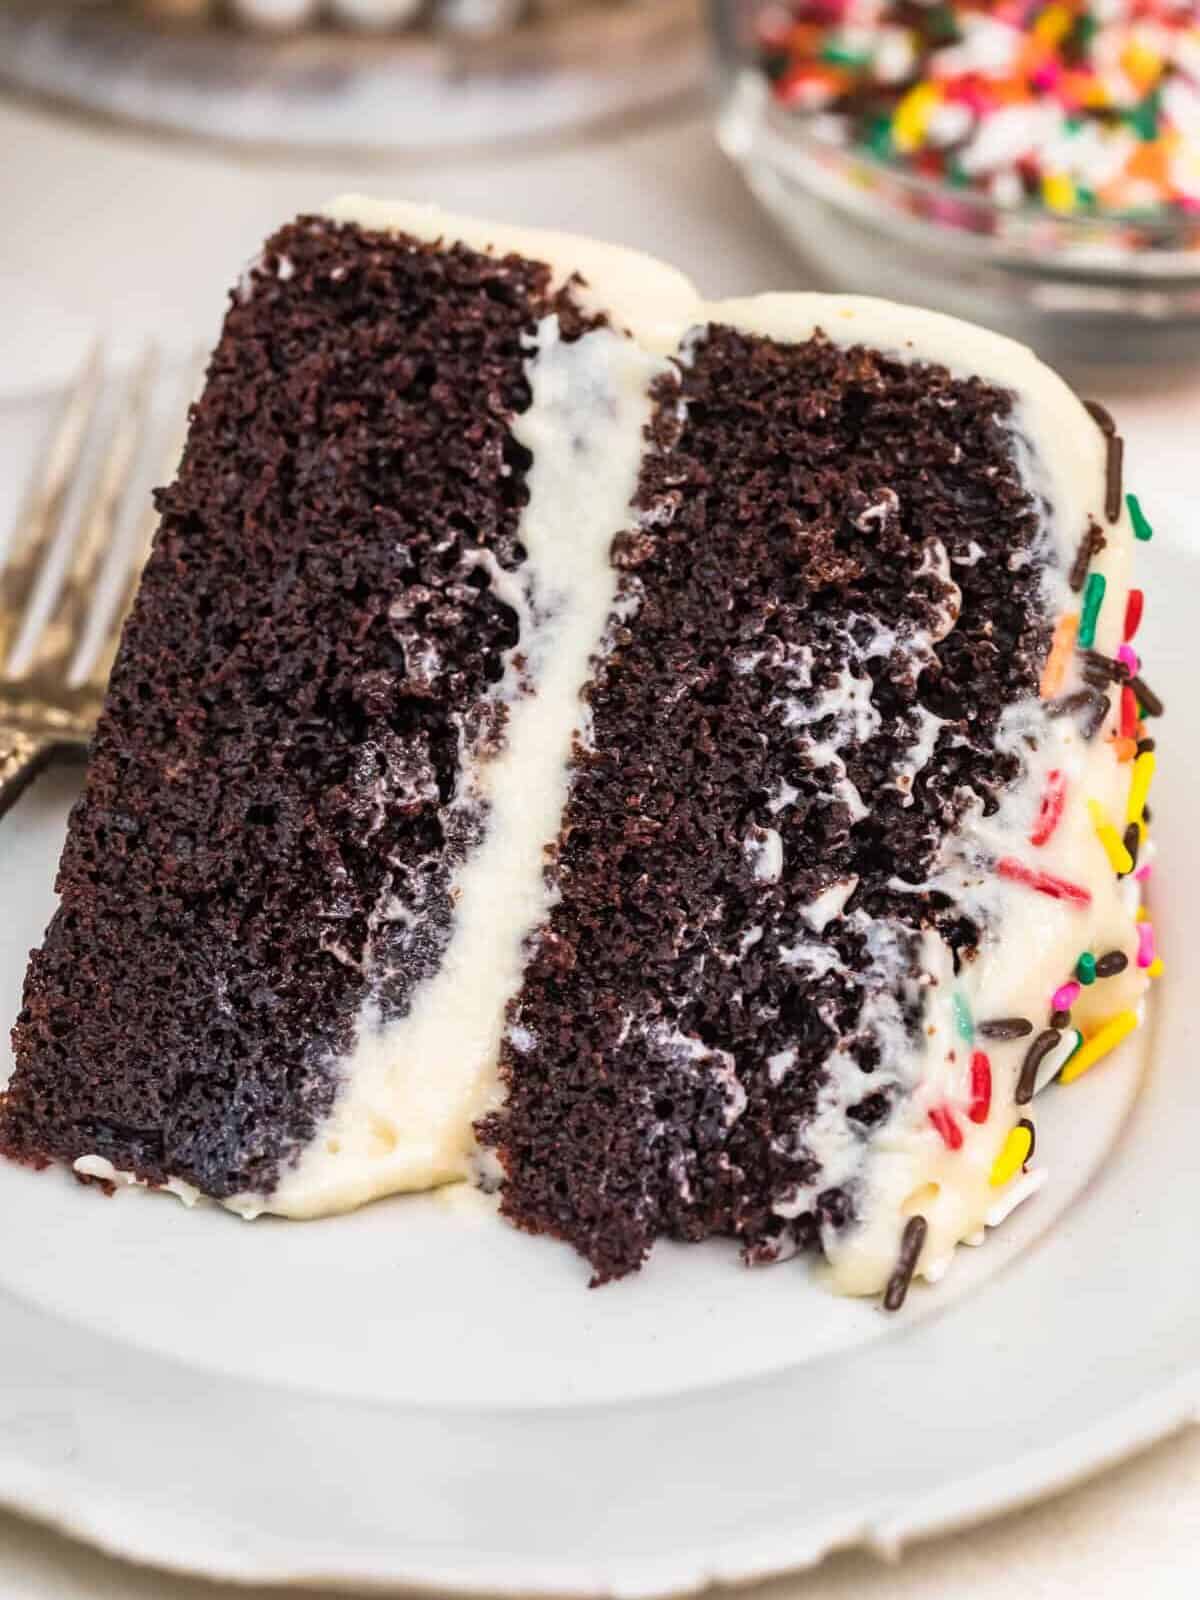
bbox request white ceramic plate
[0,526,1194,1598]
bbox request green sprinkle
[820,40,870,66]
[947,158,969,188]
[1076,185,1097,210]
[1127,492,1154,542]
[927,4,960,45]
[866,115,893,160]
[1064,114,1085,134]
[952,991,974,1042]
[1076,951,1097,985]
[1078,570,1107,649]
[1065,1028,1084,1062]
[1126,92,1161,141]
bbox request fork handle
[0,727,52,822]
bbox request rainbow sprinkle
[1030,767,1067,847]
[1040,612,1078,698]
[968,1050,992,1124]
[1059,1009,1140,1085]
[990,1121,1035,1189]
[1088,797,1134,875]
[759,2,1200,243]
[1052,979,1081,1013]
[1127,749,1156,824]
[929,1104,964,1151]
[1126,493,1154,542]
[997,857,1092,907]
[952,991,975,1042]
[1078,571,1107,650]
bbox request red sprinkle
[996,857,1093,908]
[1029,769,1066,847]
[1120,684,1139,741]
[929,1105,964,1151]
[968,1051,992,1124]
[1123,589,1144,642]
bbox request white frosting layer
[220,201,1148,1298]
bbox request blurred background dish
[713,0,1200,362]
[0,0,704,155]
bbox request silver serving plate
[0,0,704,157]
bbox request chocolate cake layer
[1,217,590,1199]
[481,324,1053,1282]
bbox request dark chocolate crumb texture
[0,200,1159,1303]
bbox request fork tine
[19,343,160,687]
[87,346,205,691]
[0,341,104,671]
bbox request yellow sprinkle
[892,83,941,152]
[1138,818,1148,846]
[1060,1010,1139,1085]
[1136,904,1149,922]
[1122,39,1164,90]
[1042,173,1077,214]
[1087,798,1133,875]
[1148,957,1164,978]
[990,1124,1033,1188]
[1126,750,1156,825]
[1034,3,1072,46]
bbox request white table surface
[0,86,1198,1600]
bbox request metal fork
[0,344,196,821]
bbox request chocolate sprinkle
[1081,688,1112,740]
[1122,822,1140,874]
[1047,687,1099,718]
[883,1215,928,1312]
[1049,1009,1071,1030]
[977,1017,1034,1040]
[1018,1117,1037,1163]
[1068,520,1106,593]
[1079,649,1128,687]
[1017,1030,1061,1104]
[1137,737,1156,755]
[1084,399,1116,436]
[1105,434,1124,524]
[1095,950,1129,978]
[1130,674,1164,717]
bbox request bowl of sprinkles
[712,0,1200,358]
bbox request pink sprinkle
[1053,980,1081,1012]
[1117,643,1140,675]
[1031,62,1061,92]
[1137,922,1155,969]
[1134,864,1152,882]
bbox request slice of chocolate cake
[1,200,1157,1303]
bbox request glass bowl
[710,5,1200,367]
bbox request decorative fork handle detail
[0,727,52,822]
